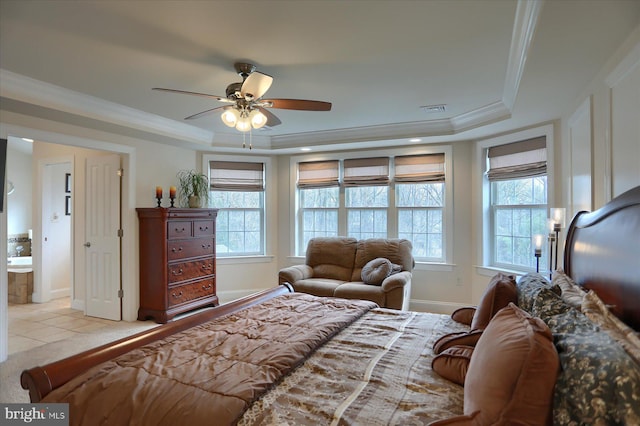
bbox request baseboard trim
[409,299,469,315]
[218,289,267,305]
[71,299,85,311]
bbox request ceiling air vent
[420,104,447,113]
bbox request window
[298,161,340,249]
[295,151,450,263]
[395,154,446,260]
[209,160,265,256]
[487,137,549,271]
[344,158,389,240]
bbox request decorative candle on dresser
[136,208,218,323]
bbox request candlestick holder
[156,196,162,208]
[547,232,556,280]
[169,196,175,208]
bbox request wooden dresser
[136,208,218,323]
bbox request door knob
[84,242,91,248]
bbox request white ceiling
[1,0,639,153]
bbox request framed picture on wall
[65,173,71,193]
[65,195,71,216]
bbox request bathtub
[7,256,33,271]
[8,257,33,303]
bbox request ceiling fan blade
[184,105,228,120]
[153,87,231,102]
[257,107,281,127]
[240,72,273,100]
[263,99,332,111]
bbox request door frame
[36,156,74,303]
[0,124,138,321]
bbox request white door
[85,154,121,320]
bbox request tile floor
[7,297,126,355]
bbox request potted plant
[177,169,209,208]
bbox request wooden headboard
[564,185,640,331]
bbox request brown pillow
[464,303,559,425]
[427,411,480,426]
[470,272,517,331]
[361,257,392,285]
[432,345,474,386]
[433,330,483,355]
[451,307,476,326]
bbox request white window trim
[203,153,274,258]
[474,124,555,275]
[290,145,453,264]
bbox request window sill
[217,255,275,265]
[474,265,529,279]
[414,262,456,272]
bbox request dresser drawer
[167,238,214,261]
[168,221,192,239]
[167,258,215,284]
[168,278,215,307]
[193,220,215,237]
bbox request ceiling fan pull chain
[242,131,246,149]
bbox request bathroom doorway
[40,158,73,302]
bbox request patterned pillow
[516,273,561,313]
[552,321,640,425]
[582,290,640,365]
[530,287,575,324]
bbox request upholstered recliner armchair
[279,237,414,310]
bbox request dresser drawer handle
[171,291,183,298]
[201,264,213,271]
[201,244,212,249]
[174,227,186,233]
[171,247,183,253]
[202,284,213,290]
[171,268,184,276]
[199,226,209,232]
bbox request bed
[20,185,640,425]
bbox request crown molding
[502,0,544,110]
[0,69,213,146]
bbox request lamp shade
[550,208,566,229]
[250,109,267,129]
[221,109,239,127]
[236,116,251,132]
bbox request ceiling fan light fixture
[250,109,267,129]
[236,116,252,132]
[221,108,239,127]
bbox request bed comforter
[43,293,467,425]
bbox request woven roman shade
[487,137,546,181]
[343,157,390,186]
[298,160,340,188]
[394,154,445,183]
[209,161,264,191]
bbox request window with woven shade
[209,160,265,256]
[486,137,548,271]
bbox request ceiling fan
[153,62,332,133]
